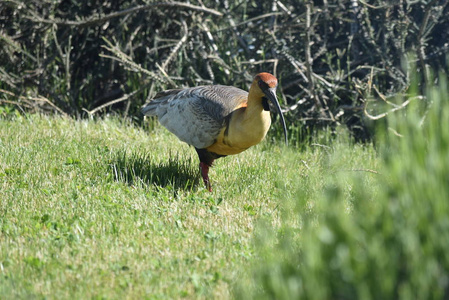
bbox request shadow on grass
[110,150,200,190]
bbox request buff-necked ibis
[142,72,288,191]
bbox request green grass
[3,76,448,299]
[0,113,379,299]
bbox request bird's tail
[141,89,183,116]
[141,102,159,116]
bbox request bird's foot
[199,162,212,192]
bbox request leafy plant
[237,73,449,299]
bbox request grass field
[0,113,377,299]
[1,77,448,299]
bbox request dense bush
[235,74,449,299]
[1,0,448,140]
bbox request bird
[141,72,288,191]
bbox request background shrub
[1,0,448,141]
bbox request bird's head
[252,72,288,145]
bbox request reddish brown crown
[255,72,278,88]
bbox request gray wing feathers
[141,85,248,149]
[141,89,183,116]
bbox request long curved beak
[265,88,288,146]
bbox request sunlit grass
[0,114,379,299]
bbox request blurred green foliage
[236,74,449,299]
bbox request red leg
[199,162,212,192]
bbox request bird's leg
[199,162,212,192]
[196,148,217,192]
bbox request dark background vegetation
[1,0,448,141]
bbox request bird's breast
[206,127,249,155]
[205,108,271,156]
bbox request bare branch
[83,89,141,115]
[304,3,323,113]
[417,0,440,82]
[100,38,167,84]
[155,63,176,87]
[26,2,223,27]
[364,96,424,120]
[241,59,279,65]
[0,89,69,117]
[0,33,38,62]
[161,19,189,71]
[388,127,403,137]
[215,12,283,32]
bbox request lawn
[0,114,377,299]
[1,78,448,300]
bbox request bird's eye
[258,80,268,90]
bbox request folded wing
[142,85,248,149]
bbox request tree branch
[0,89,69,117]
[26,2,223,27]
